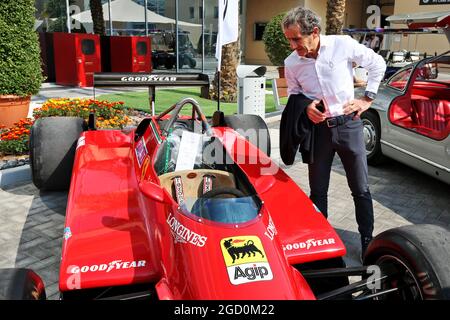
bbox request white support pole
[201,0,205,73]
[145,0,149,36]
[108,0,113,35]
[176,0,179,72]
[66,0,71,33]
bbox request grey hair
[282,7,322,35]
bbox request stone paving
[0,120,449,300]
[267,121,450,266]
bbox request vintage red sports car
[359,11,450,184]
[1,74,449,300]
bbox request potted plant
[262,12,292,78]
[0,0,44,127]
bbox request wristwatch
[364,91,377,101]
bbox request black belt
[324,113,356,128]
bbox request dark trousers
[308,116,374,238]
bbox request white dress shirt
[284,35,386,117]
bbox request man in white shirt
[282,7,386,261]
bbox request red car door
[77,35,101,87]
[133,37,151,73]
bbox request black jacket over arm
[279,93,316,165]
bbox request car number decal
[220,236,273,285]
[135,137,148,167]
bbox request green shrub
[0,0,44,97]
[262,13,292,66]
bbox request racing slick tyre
[30,117,86,191]
[361,111,386,165]
[363,224,450,300]
[0,268,46,300]
[223,114,271,157]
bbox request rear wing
[386,11,450,42]
[386,10,450,28]
[93,72,210,115]
[343,28,441,35]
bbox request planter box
[0,95,30,127]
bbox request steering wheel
[157,98,212,137]
[201,187,246,199]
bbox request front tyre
[364,224,450,300]
[30,117,86,191]
[0,268,46,300]
[361,111,386,165]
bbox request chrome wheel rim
[376,254,423,300]
[362,119,377,156]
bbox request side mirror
[417,63,438,80]
[255,175,276,194]
[428,63,438,79]
[139,181,169,203]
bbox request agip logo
[220,236,273,285]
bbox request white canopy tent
[71,0,201,50]
[71,0,201,30]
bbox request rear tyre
[361,111,386,165]
[0,268,46,300]
[364,224,450,300]
[223,114,271,157]
[30,117,86,191]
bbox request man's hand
[342,97,372,119]
[306,100,326,124]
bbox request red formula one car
[1,74,449,300]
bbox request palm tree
[210,39,240,103]
[326,0,346,35]
[210,9,241,104]
[90,0,105,35]
[43,0,75,32]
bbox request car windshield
[414,53,450,84]
[185,196,260,224]
[387,67,413,90]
